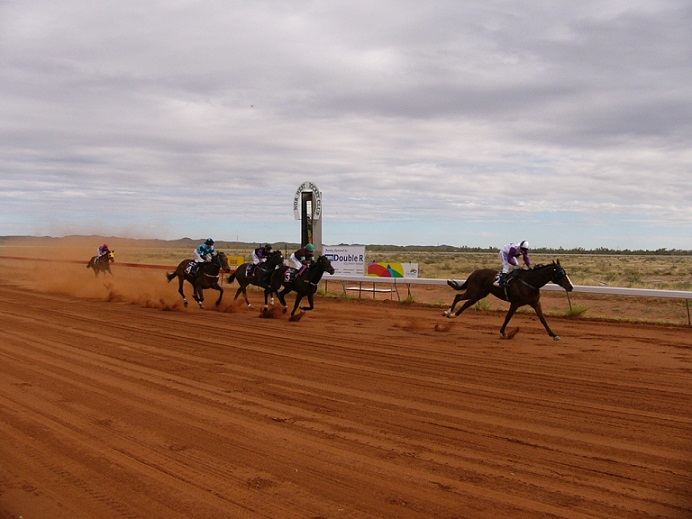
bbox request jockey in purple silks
[494,240,531,287]
[252,243,273,265]
[97,243,110,257]
[251,243,273,275]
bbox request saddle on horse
[186,261,200,275]
[282,263,311,283]
[493,270,520,287]
[248,263,270,287]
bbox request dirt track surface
[1,263,691,518]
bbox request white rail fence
[323,275,692,325]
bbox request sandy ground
[0,261,691,518]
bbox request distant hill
[0,235,689,255]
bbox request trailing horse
[227,250,285,308]
[87,251,115,276]
[165,252,231,309]
[443,260,573,340]
[264,255,335,318]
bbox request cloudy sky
[1,1,690,250]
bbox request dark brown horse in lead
[443,260,573,340]
[264,255,335,319]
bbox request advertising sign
[323,246,366,276]
[367,262,419,278]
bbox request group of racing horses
[87,248,574,339]
[166,250,335,320]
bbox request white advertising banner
[323,246,366,276]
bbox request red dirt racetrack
[0,264,691,518]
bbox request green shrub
[565,304,589,317]
[474,299,492,311]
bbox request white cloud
[0,0,690,248]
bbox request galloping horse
[87,250,115,276]
[443,260,573,340]
[166,252,231,309]
[227,250,285,308]
[264,255,335,317]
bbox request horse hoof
[248,304,255,309]
[183,301,188,308]
[504,327,520,339]
[553,335,561,341]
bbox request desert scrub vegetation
[365,251,691,291]
[2,237,690,292]
[564,304,589,317]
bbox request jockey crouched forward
[289,244,315,277]
[97,243,110,257]
[190,238,214,275]
[251,243,273,286]
[494,240,531,287]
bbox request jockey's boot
[297,266,307,278]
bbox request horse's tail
[226,271,237,284]
[165,271,177,282]
[447,279,467,291]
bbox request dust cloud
[0,255,242,314]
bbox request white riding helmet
[519,240,529,250]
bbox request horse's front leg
[291,294,306,316]
[262,286,277,311]
[299,292,315,312]
[213,285,224,306]
[277,288,290,314]
[500,304,520,337]
[194,285,205,309]
[262,286,272,310]
[530,301,559,340]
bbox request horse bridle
[517,264,565,290]
[552,266,566,284]
[198,254,227,278]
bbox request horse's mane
[530,262,557,270]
